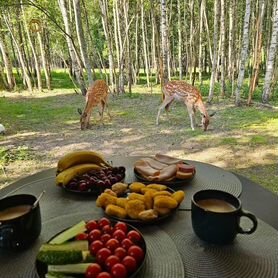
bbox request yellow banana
[56,163,102,186]
[57,150,111,173]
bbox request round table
[0,156,278,278]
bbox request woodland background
[0,0,277,193]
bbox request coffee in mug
[191,190,257,244]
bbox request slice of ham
[134,160,160,177]
[141,157,168,170]
[154,153,183,165]
[144,164,177,181]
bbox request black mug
[0,194,41,249]
[191,190,257,244]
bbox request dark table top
[0,156,278,278]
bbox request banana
[57,150,111,173]
[56,163,102,186]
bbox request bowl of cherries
[64,167,126,195]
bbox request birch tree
[161,0,168,85]
[177,0,182,80]
[262,0,278,103]
[220,0,226,96]
[235,0,251,106]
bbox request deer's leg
[104,96,112,120]
[85,109,93,129]
[185,104,196,130]
[156,97,174,125]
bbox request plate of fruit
[134,153,196,187]
[55,150,126,195]
[36,217,146,278]
[96,182,185,224]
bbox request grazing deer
[156,80,215,131]
[78,80,111,130]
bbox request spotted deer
[156,80,215,131]
[78,80,111,130]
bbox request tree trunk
[73,0,93,85]
[208,0,219,102]
[235,0,251,106]
[161,0,168,85]
[189,0,194,84]
[262,0,278,103]
[220,0,226,96]
[228,0,235,81]
[247,0,265,105]
[199,0,204,84]
[177,0,182,80]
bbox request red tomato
[122,255,137,273]
[85,263,102,278]
[111,263,127,278]
[98,217,111,228]
[86,220,99,232]
[102,224,113,234]
[90,240,104,256]
[75,232,88,241]
[100,233,111,244]
[127,230,141,243]
[105,255,120,270]
[105,238,120,251]
[113,247,127,260]
[96,272,112,278]
[96,248,112,264]
[121,238,134,250]
[114,222,128,234]
[88,229,102,242]
[128,245,144,263]
[113,229,126,242]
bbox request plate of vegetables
[36,218,146,278]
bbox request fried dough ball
[104,189,117,197]
[116,197,128,209]
[96,193,117,208]
[154,205,171,216]
[105,204,127,219]
[144,190,154,210]
[111,182,128,196]
[138,209,158,221]
[172,190,185,204]
[128,192,145,202]
[146,184,167,191]
[153,191,172,198]
[129,182,146,193]
[154,196,178,209]
[140,188,158,195]
[126,200,145,219]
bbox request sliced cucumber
[40,240,88,252]
[48,263,91,274]
[46,272,76,278]
[49,221,86,244]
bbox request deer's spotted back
[86,80,109,103]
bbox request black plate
[104,187,180,225]
[134,167,195,188]
[36,220,146,278]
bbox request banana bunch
[56,150,110,186]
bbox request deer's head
[201,112,216,131]
[77,108,87,130]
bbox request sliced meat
[146,164,177,182]
[154,153,183,165]
[134,160,160,177]
[141,157,168,170]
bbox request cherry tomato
[128,245,144,263]
[102,224,113,234]
[86,220,99,231]
[113,229,126,242]
[88,229,102,242]
[75,232,88,241]
[96,248,112,264]
[105,255,120,270]
[122,255,137,273]
[114,222,128,234]
[105,238,120,251]
[96,272,112,278]
[111,263,127,278]
[121,238,134,250]
[85,263,102,278]
[127,230,141,243]
[98,217,111,228]
[90,240,104,255]
[101,233,111,243]
[113,247,127,260]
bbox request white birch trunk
[161,0,168,85]
[262,0,278,103]
[235,0,251,106]
[220,0,226,96]
[199,0,204,84]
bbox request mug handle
[237,210,258,234]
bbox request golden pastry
[140,187,158,195]
[146,184,167,191]
[138,209,158,221]
[96,193,117,208]
[111,182,128,196]
[154,205,171,216]
[126,200,145,219]
[144,190,154,209]
[129,182,146,193]
[154,195,178,209]
[116,197,128,208]
[172,190,185,204]
[105,204,127,219]
[128,192,145,202]
[104,189,117,197]
[153,191,172,197]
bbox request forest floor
[0,83,278,194]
